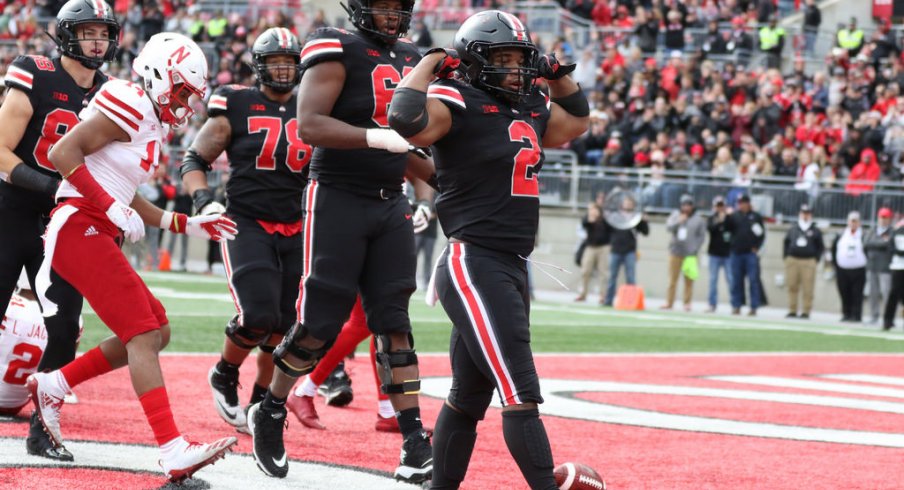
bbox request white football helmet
[133,32,208,127]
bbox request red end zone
[2,353,903,489]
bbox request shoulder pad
[208,84,246,116]
[92,79,153,135]
[300,27,346,68]
[427,80,466,110]
[3,55,47,93]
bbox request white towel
[36,204,78,317]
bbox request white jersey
[57,78,167,205]
[0,294,47,409]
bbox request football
[554,462,606,490]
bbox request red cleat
[375,414,433,437]
[286,394,325,430]
[375,414,399,432]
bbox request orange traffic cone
[614,284,645,311]
[158,249,171,272]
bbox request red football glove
[537,53,576,80]
[425,47,460,79]
[165,212,237,242]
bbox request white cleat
[160,436,238,483]
[63,392,79,404]
[26,372,68,448]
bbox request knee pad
[273,322,332,378]
[225,315,271,350]
[374,334,420,395]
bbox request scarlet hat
[878,207,893,218]
[690,144,704,156]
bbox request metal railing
[537,152,904,226]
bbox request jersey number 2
[33,109,80,171]
[2,342,43,385]
[508,121,541,197]
[248,117,311,172]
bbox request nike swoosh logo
[216,399,238,420]
[274,452,287,467]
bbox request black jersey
[428,80,551,257]
[2,55,107,214]
[207,85,310,223]
[299,27,421,194]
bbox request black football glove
[425,47,460,79]
[538,53,576,81]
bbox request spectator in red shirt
[591,0,611,26]
[845,148,881,196]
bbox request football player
[247,0,434,483]
[27,33,238,483]
[180,27,311,435]
[0,271,81,416]
[388,10,589,489]
[0,0,118,461]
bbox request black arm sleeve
[9,163,59,197]
[179,148,212,179]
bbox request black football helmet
[252,27,302,93]
[341,0,415,43]
[453,10,539,104]
[54,0,120,70]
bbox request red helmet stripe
[93,0,106,18]
[502,12,526,41]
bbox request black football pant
[295,181,416,341]
[0,197,82,372]
[221,214,303,338]
[433,242,555,489]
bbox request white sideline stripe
[139,271,226,284]
[0,438,412,489]
[532,304,904,341]
[709,375,904,399]
[821,374,904,386]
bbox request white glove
[412,202,432,234]
[186,214,238,242]
[106,201,145,243]
[199,201,226,216]
[366,128,410,153]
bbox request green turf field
[77,271,904,354]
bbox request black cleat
[208,366,246,428]
[247,403,289,478]
[394,430,433,484]
[26,411,73,461]
[318,364,353,407]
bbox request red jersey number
[2,342,43,385]
[370,64,413,128]
[33,109,80,171]
[508,120,541,197]
[248,116,310,173]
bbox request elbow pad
[179,148,212,179]
[551,87,590,118]
[389,87,429,138]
